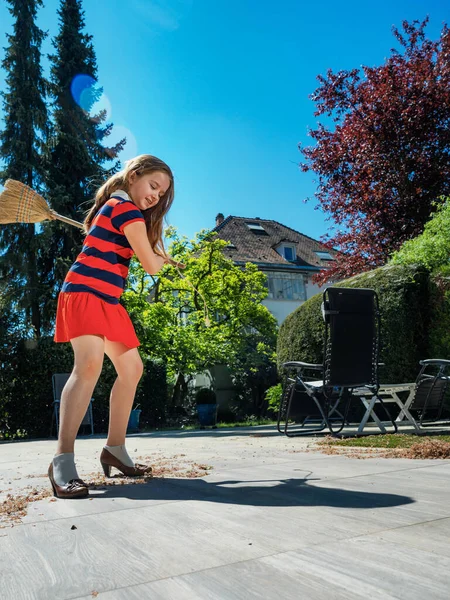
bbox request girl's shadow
[90,474,413,509]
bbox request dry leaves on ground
[317,437,450,459]
[0,487,53,526]
[0,455,213,526]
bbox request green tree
[122,228,278,406]
[390,198,450,272]
[39,0,123,332]
[0,0,49,338]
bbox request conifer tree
[40,0,123,329]
[0,0,49,337]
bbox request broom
[0,179,211,326]
[0,179,84,229]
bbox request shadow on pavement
[89,474,414,510]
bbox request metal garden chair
[408,359,450,427]
[277,287,397,437]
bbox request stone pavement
[0,426,449,599]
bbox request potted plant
[195,387,218,428]
[127,404,142,433]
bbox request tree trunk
[27,224,41,338]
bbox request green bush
[0,332,169,439]
[265,383,283,414]
[0,336,75,439]
[428,269,450,358]
[277,264,430,384]
[135,357,168,428]
[195,387,217,404]
[390,198,450,272]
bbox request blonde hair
[83,154,174,259]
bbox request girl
[49,154,183,499]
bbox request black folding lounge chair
[277,287,398,437]
[409,359,450,427]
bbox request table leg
[357,396,387,434]
[392,392,420,432]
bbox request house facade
[212,213,335,325]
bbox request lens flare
[90,93,113,122]
[70,74,96,111]
[71,74,112,121]
[105,125,138,164]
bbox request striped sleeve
[111,202,145,234]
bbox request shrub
[277,264,430,384]
[0,334,169,439]
[265,383,283,414]
[195,387,217,404]
[135,358,168,428]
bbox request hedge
[277,264,431,384]
[0,333,168,440]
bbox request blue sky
[0,0,448,242]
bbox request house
[190,213,337,412]
[212,213,336,325]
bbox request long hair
[83,155,174,259]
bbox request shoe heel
[48,463,58,497]
[50,479,57,497]
[101,462,111,477]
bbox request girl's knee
[131,357,144,382]
[73,354,104,379]
[71,335,104,379]
[118,356,143,383]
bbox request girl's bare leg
[56,334,104,455]
[104,340,144,446]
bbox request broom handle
[50,210,84,230]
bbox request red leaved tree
[300,18,450,284]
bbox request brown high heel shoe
[100,447,153,477]
[48,463,89,499]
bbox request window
[282,246,296,261]
[266,272,306,301]
[283,247,294,261]
[315,251,333,260]
[276,244,296,261]
[245,222,267,233]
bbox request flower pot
[197,403,218,427]
[127,409,142,433]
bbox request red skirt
[54,292,140,349]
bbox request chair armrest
[419,359,450,367]
[282,361,323,370]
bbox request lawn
[316,433,450,459]
[319,433,450,448]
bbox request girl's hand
[165,256,186,269]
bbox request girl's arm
[123,221,170,275]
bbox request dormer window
[283,246,295,261]
[276,244,296,261]
[246,222,267,234]
[315,251,334,261]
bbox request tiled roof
[212,216,336,270]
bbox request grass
[143,418,277,433]
[316,433,450,459]
[319,434,450,448]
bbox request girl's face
[128,170,171,212]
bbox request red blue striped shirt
[61,191,145,304]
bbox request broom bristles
[0,179,55,224]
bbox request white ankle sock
[104,444,134,468]
[53,452,79,486]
